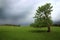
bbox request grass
[0,26,60,40]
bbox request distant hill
[0,24,21,27]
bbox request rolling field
[0,26,60,40]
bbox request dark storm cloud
[0,0,60,25]
[0,0,39,25]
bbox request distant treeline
[0,24,21,27]
[53,24,60,26]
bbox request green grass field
[0,26,60,40]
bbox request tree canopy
[31,3,53,32]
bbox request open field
[0,26,60,40]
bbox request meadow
[0,26,60,40]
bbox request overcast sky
[0,0,60,25]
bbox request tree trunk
[45,14,51,32]
[47,26,50,32]
[47,21,51,32]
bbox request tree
[32,3,53,32]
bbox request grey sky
[0,0,60,25]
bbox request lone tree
[31,3,53,32]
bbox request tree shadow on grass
[29,30,47,33]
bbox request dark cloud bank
[0,0,60,25]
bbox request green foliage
[31,3,53,27]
